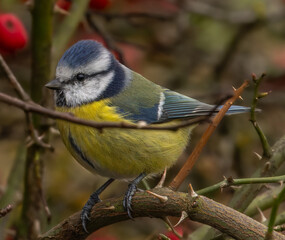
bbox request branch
[38,187,285,240]
[266,186,285,239]
[197,175,285,196]
[193,135,285,239]
[0,205,13,218]
[0,55,30,101]
[21,1,54,238]
[250,73,272,158]
[52,0,89,70]
[0,92,208,131]
[85,11,125,64]
[0,52,52,150]
[169,80,249,190]
[244,186,283,217]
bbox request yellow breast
[56,100,192,179]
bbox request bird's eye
[76,73,86,81]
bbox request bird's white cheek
[64,71,114,107]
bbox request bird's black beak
[45,79,63,90]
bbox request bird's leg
[123,172,146,219]
[81,178,114,232]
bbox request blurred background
[0,0,285,239]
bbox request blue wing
[157,89,250,123]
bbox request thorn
[257,207,267,223]
[279,181,283,187]
[101,206,115,210]
[54,4,70,15]
[188,184,198,198]
[44,205,51,223]
[158,233,170,239]
[232,86,237,92]
[156,168,167,188]
[239,95,244,101]
[253,152,262,160]
[229,185,242,190]
[263,162,271,172]
[164,217,183,239]
[257,91,271,99]
[174,211,188,228]
[146,190,168,203]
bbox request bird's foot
[123,182,137,219]
[81,178,114,232]
[81,192,101,233]
[123,173,146,219]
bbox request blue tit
[45,40,250,232]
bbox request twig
[197,136,285,240]
[0,53,52,149]
[0,54,30,101]
[0,204,13,218]
[214,22,261,80]
[197,175,285,196]
[244,186,283,217]
[52,0,90,71]
[0,92,208,131]
[250,73,272,158]
[169,80,249,191]
[265,186,285,239]
[26,113,54,150]
[38,187,285,240]
[85,11,125,64]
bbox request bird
[45,40,250,232]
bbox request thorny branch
[38,187,285,240]
[169,80,249,191]
[197,175,285,196]
[250,73,272,158]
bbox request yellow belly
[56,100,192,179]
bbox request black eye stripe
[72,69,111,82]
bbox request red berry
[56,0,72,11]
[0,14,28,52]
[89,0,110,10]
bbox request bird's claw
[81,208,91,233]
[81,193,101,232]
[123,183,137,219]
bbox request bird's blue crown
[58,40,106,68]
